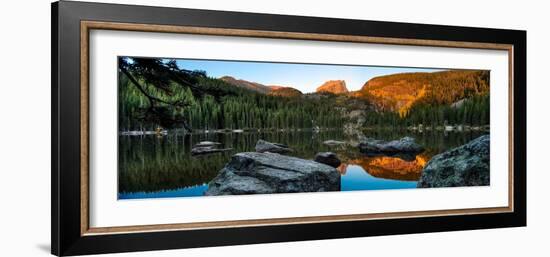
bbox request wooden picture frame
[52,1,526,256]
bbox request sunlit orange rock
[316,80,349,94]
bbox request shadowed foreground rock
[314,152,341,168]
[205,152,340,196]
[359,137,424,154]
[255,139,293,154]
[417,135,490,188]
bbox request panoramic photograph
[117,56,490,199]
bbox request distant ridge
[220,77,303,97]
[268,87,303,97]
[268,85,285,90]
[220,76,272,94]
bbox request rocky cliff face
[204,152,340,196]
[316,80,349,94]
[417,135,490,188]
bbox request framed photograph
[52,1,526,256]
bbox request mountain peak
[316,80,349,94]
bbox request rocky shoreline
[203,134,490,196]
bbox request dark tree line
[119,57,344,131]
[118,57,242,131]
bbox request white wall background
[0,0,547,256]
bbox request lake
[118,129,486,199]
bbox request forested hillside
[361,94,490,127]
[356,70,490,116]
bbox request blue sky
[172,58,445,93]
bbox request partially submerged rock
[191,141,231,156]
[417,135,490,188]
[191,146,232,156]
[359,137,424,154]
[255,139,293,154]
[205,152,340,196]
[194,141,221,147]
[314,152,342,168]
[120,130,168,136]
[323,140,346,146]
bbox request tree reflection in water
[118,129,486,198]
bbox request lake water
[118,129,486,199]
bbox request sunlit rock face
[316,80,349,94]
[342,154,430,181]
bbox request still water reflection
[118,130,485,199]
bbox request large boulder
[255,139,293,154]
[314,152,342,168]
[205,152,340,196]
[359,137,424,154]
[417,135,490,188]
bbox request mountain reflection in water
[118,130,485,199]
[339,154,430,181]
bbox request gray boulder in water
[194,141,222,147]
[323,140,346,146]
[314,152,342,168]
[359,137,424,154]
[417,135,490,188]
[191,146,232,156]
[255,139,293,154]
[204,152,340,196]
